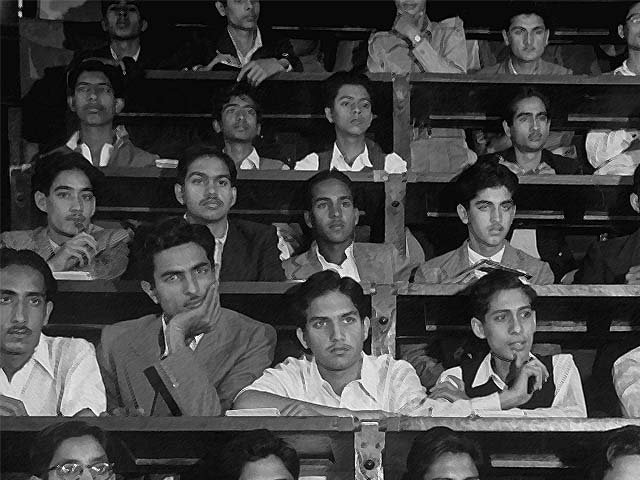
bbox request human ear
[296,327,309,350]
[456,204,469,225]
[630,192,639,213]
[174,183,185,205]
[618,24,625,40]
[471,317,486,339]
[502,120,511,139]
[67,95,76,113]
[502,29,509,46]
[141,281,158,304]
[230,186,237,208]
[215,1,226,17]
[363,316,370,342]
[34,191,48,214]
[212,119,222,134]
[141,19,148,33]
[115,98,125,114]
[543,29,550,47]
[324,107,334,124]
[43,301,54,327]
[304,211,313,229]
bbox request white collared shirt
[110,45,141,63]
[614,60,638,76]
[316,243,361,282]
[295,143,407,173]
[239,147,261,170]
[613,346,640,418]
[0,334,106,416]
[467,244,505,278]
[228,27,263,66]
[438,353,587,417]
[65,125,130,167]
[161,315,204,358]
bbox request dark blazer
[575,228,640,284]
[478,148,593,280]
[220,219,286,281]
[97,310,276,415]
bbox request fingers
[625,265,640,284]
[237,63,252,82]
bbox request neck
[316,239,352,265]
[186,212,228,238]
[79,123,114,151]
[335,134,366,166]
[468,238,505,258]
[228,24,256,51]
[513,148,543,171]
[491,353,513,383]
[510,56,540,74]
[626,49,640,74]
[316,355,363,396]
[110,38,140,59]
[0,350,33,383]
[224,140,254,167]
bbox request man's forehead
[473,186,513,202]
[153,242,210,273]
[223,95,257,110]
[487,288,531,312]
[306,290,359,317]
[336,84,371,101]
[627,2,640,18]
[514,96,547,115]
[187,156,230,176]
[0,265,46,294]
[312,178,353,200]
[510,13,546,29]
[76,70,112,86]
[52,169,93,189]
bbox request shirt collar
[30,335,54,379]
[311,352,370,397]
[183,214,229,242]
[473,352,536,389]
[110,45,141,62]
[65,126,129,166]
[614,60,637,76]
[228,27,263,66]
[160,314,204,358]
[508,57,541,75]
[315,242,355,268]
[239,147,260,170]
[331,142,372,171]
[468,244,506,265]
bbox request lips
[488,226,504,234]
[528,133,543,142]
[184,297,205,309]
[200,198,223,209]
[7,327,31,336]
[329,345,351,354]
[509,341,527,351]
[328,222,345,230]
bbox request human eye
[538,113,548,122]
[342,316,357,324]
[0,294,12,305]
[56,191,71,199]
[476,203,489,211]
[315,201,328,209]
[342,199,353,208]
[59,463,82,475]
[75,85,90,94]
[28,296,43,306]
[246,108,257,117]
[190,176,203,185]
[218,178,230,187]
[521,309,533,319]
[196,264,211,275]
[82,192,95,201]
[360,101,371,110]
[90,463,112,475]
[165,273,180,283]
[99,85,113,95]
[501,202,514,211]
[312,320,327,329]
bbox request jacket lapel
[441,242,471,279]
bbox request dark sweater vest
[461,355,556,409]
[317,139,387,171]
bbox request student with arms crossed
[436,270,587,417]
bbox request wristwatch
[412,34,422,45]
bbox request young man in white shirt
[436,270,587,417]
[0,248,106,416]
[295,71,406,174]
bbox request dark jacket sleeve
[258,224,286,281]
[575,240,610,284]
[96,326,124,412]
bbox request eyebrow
[187,172,231,181]
[56,454,109,464]
[313,195,353,202]
[490,305,532,315]
[473,199,513,205]
[53,186,94,192]
[76,81,111,87]
[337,95,370,102]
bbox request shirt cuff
[471,392,501,411]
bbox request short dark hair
[323,71,373,110]
[464,270,537,323]
[176,144,237,187]
[32,151,104,197]
[405,427,486,480]
[212,82,262,123]
[455,160,519,209]
[101,0,145,20]
[30,421,109,478]
[624,1,640,21]
[0,248,57,301]
[591,425,640,479]
[305,169,354,210]
[138,217,216,283]
[66,58,125,98]
[218,430,300,480]
[503,2,551,32]
[633,163,640,196]
[503,87,551,126]
[287,270,370,329]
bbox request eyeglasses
[626,13,640,24]
[47,462,114,480]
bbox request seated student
[478,87,592,281]
[212,83,288,170]
[586,2,640,175]
[612,346,640,418]
[403,427,486,480]
[575,163,640,284]
[174,145,285,281]
[98,217,276,415]
[283,170,417,282]
[367,0,467,74]
[591,425,640,480]
[0,152,131,280]
[42,58,157,168]
[294,72,406,173]
[0,248,105,416]
[414,161,554,284]
[185,0,302,85]
[217,430,299,480]
[437,270,587,417]
[30,421,117,480]
[234,270,528,417]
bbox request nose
[352,103,361,115]
[328,321,346,341]
[184,272,201,296]
[79,466,94,480]
[70,194,84,212]
[328,203,341,218]
[13,300,26,324]
[523,31,530,47]
[490,205,502,224]
[510,316,523,334]
[531,116,541,131]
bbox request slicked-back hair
[305,169,354,210]
[0,248,57,301]
[218,429,300,480]
[633,163,640,196]
[32,151,104,197]
[287,270,370,329]
[138,217,216,284]
[66,58,125,98]
[463,270,537,323]
[503,2,551,32]
[212,81,262,123]
[590,425,640,479]
[404,427,486,480]
[176,144,237,187]
[503,87,551,126]
[455,160,519,209]
[323,71,374,110]
[30,421,109,478]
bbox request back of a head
[323,71,373,110]
[287,270,369,329]
[218,429,300,480]
[33,151,104,196]
[30,421,108,478]
[176,144,237,186]
[404,427,486,480]
[455,160,519,208]
[138,217,215,283]
[305,169,354,210]
[591,425,640,480]
[66,58,125,99]
[0,248,57,301]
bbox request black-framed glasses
[47,462,114,480]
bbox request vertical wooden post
[370,284,396,357]
[384,174,406,256]
[355,421,385,480]
[392,74,411,166]
[8,107,32,230]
